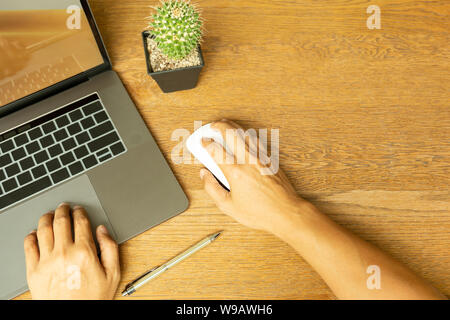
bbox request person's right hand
[200,120,311,235]
[200,120,448,301]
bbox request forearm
[270,201,446,300]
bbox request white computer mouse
[186,123,231,190]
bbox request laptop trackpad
[0,174,116,300]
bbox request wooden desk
[17,0,449,299]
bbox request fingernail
[200,168,207,179]
[98,225,108,234]
[29,230,36,234]
[73,205,83,210]
[58,202,69,207]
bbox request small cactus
[148,0,203,60]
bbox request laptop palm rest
[0,174,116,300]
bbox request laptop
[0,0,188,299]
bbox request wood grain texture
[16,0,449,299]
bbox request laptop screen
[0,0,105,108]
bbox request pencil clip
[127,266,159,287]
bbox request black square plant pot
[142,31,204,93]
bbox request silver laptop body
[0,0,188,299]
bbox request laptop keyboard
[0,93,127,211]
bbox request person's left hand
[24,203,121,300]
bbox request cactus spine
[149,0,203,60]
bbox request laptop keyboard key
[62,138,76,151]
[40,135,55,148]
[74,145,89,159]
[55,115,70,128]
[34,150,49,164]
[25,141,40,154]
[99,153,112,162]
[48,144,63,157]
[0,140,14,153]
[83,101,102,116]
[17,171,32,185]
[0,169,5,181]
[0,176,52,210]
[14,134,29,146]
[82,155,98,169]
[19,157,34,171]
[89,121,114,138]
[51,168,69,184]
[96,148,109,157]
[42,122,56,134]
[75,132,90,144]
[12,147,26,161]
[94,111,108,123]
[46,159,61,172]
[5,163,20,177]
[31,165,47,179]
[67,123,82,135]
[60,152,75,165]
[88,132,119,153]
[69,109,83,122]
[110,142,126,156]
[28,127,43,140]
[54,128,68,141]
[68,161,83,175]
[0,154,12,167]
[81,117,95,130]
[2,178,18,192]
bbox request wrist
[268,198,321,242]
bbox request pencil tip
[212,231,223,240]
